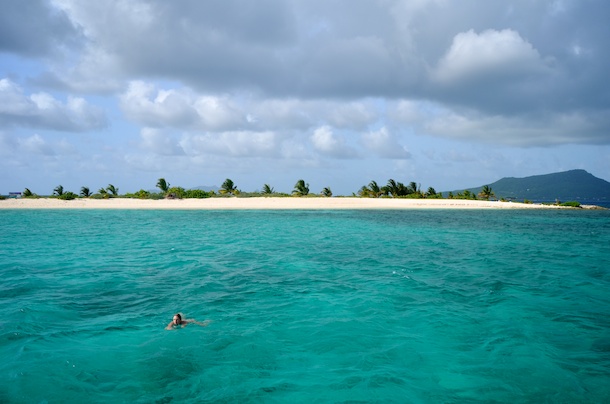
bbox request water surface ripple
[1,209,609,403]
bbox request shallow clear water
[1,209,609,403]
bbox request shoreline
[0,197,578,210]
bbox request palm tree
[426,187,437,197]
[156,178,170,194]
[23,188,33,197]
[407,181,420,196]
[478,185,495,201]
[359,180,383,198]
[460,190,475,200]
[262,184,275,195]
[358,185,371,197]
[106,184,119,196]
[220,178,237,195]
[368,181,383,198]
[80,187,92,197]
[53,185,64,196]
[382,179,396,197]
[383,179,408,197]
[321,187,332,197]
[293,179,309,196]
[98,187,108,196]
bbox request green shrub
[560,201,581,207]
[166,186,186,199]
[58,192,78,200]
[124,189,151,199]
[184,189,212,199]
[149,192,165,200]
[523,199,533,204]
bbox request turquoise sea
[1,208,609,403]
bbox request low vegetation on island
[0,177,585,208]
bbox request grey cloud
[55,1,607,99]
[0,0,82,57]
[12,0,610,146]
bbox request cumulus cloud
[120,82,198,128]
[18,1,606,144]
[181,131,282,158]
[422,107,610,147]
[0,78,106,132]
[120,81,379,134]
[0,132,73,157]
[139,128,185,156]
[19,134,55,156]
[310,126,359,158]
[249,98,378,131]
[361,127,411,159]
[3,0,610,158]
[433,29,551,83]
[326,101,378,130]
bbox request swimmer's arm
[165,322,175,330]
[186,319,211,327]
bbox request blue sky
[1,0,609,195]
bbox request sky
[1,0,609,196]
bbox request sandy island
[0,197,575,210]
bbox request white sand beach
[0,197,567,210]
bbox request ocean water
[1,209,609,403]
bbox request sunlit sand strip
[0,197,565,210]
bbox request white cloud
[0,133,53,157]
[250,98,377,131]
[120,81,246,130]
[0,78,106,131]
[433,29,550,83]
[120,81,198,128]
[2,1,610,196]
[310,126,359,158]
[181,131,282,158]
[120,81,380,136]
[19,134,55,155]
[361,127,411,159]
[193,96,246,130]
[326,101,377,130]
[423,108,610,146]
[0,79,33,114]
[139,128,185,156]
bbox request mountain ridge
[445,169,610,203]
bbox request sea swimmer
[165,313,211,330]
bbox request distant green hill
[446,169,610,203]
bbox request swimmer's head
[173,313,182,325]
